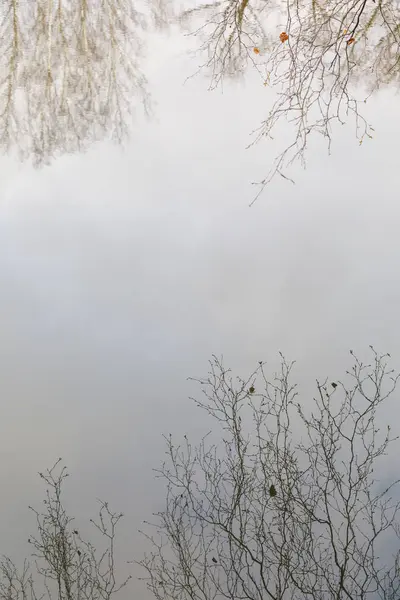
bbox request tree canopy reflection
[0,0,151,167]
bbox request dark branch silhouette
[139,348,400,599]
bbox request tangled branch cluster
[0,0,150,167]
[139,348,400,599]
[178,0,400,195]
[0,459,130,600]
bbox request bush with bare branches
[139,348,400,599]
[0,459,130,600]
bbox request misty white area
[0,24,399,600]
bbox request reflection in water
[0,0,152,167]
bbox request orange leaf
[347,37,355,45]
[253,47,260,54]
[279,32,288,43]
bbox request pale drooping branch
[0,0,152,167]
[176,0,399,199]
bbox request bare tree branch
[139,348,400,599]
[0,0,155,167]
[175,0,399,200]
[0,459,130,600]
